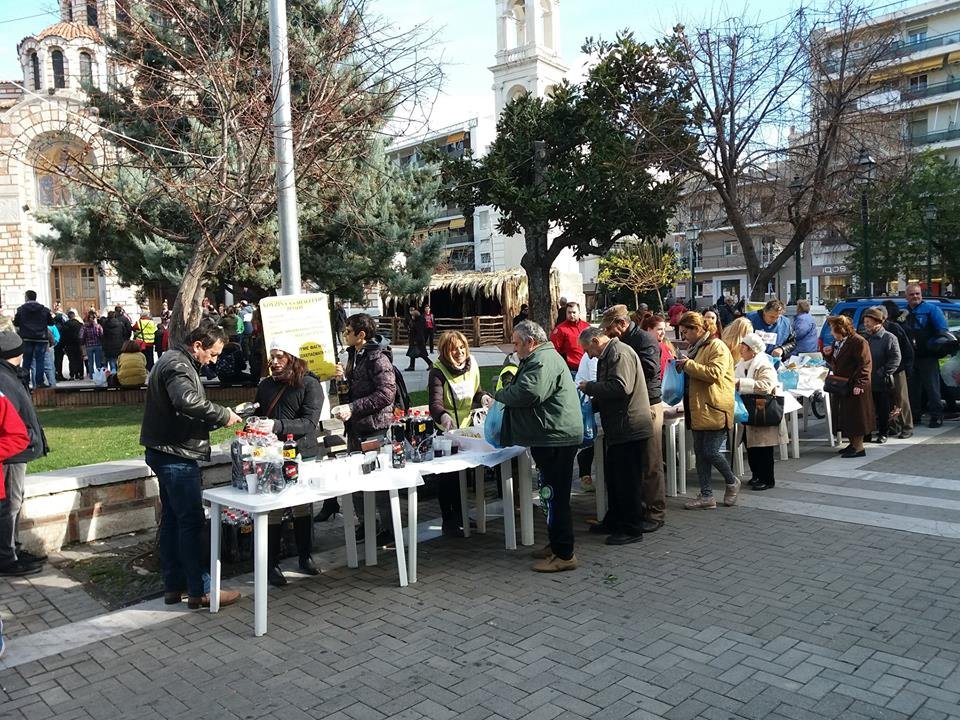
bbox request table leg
[340,493,358,569]
[778,418,788,460]
[518,452,534,546]
[594,434,607,521]
[389,489,408,587]
[407,486,418,584]
[364,492,377,567]
[825,393,836,447]
[459,470,470,538]
[253,511,268,637]
[791,410,800,458]
[209,501,221,614]
[802,396,809,432]
[475,467,486,534]
[500,460,517,550]
[678,420,687,496]
[732,425,744,477]
[665,422,677,497]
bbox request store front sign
[821,265,848,275]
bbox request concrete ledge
[20,450,233,556]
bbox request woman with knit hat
[735,333,781,491]
[250,337,324,586]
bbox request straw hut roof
[428,269,529,300]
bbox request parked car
[818,296,960,350]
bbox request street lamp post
[789,175,804,304]
[924,203,938,291]
[855,149,876,296]
[685,224,701,311]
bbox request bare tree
[26,0,442,341]
[674,1,908,300]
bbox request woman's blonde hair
[826,315,854,338]
[437,330,471,365]
[721,317,754,362]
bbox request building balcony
[902,76,960,101]
[909,126,960,146]
[823,30,960,75]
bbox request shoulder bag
[823,374,851,395]
[740,393,785,426]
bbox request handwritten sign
[259,293,337,380]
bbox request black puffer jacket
[255,372,324,459]
[344,337,396,438]
[13,301,53,342]
[101,316,129,358]
[619,321,662,404]
[0,360,48,463]
[140,347,231,461]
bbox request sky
[0,0,920,138]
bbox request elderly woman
[735,333,781,491]
[676,311,740,509]
[862,306,901,444]
[428,331,492,536]
[251,339,324,586]
[823,315,874,458]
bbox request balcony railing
[822,29,960,74]
[909,126,960,146]
[902,76,960,101]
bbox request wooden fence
[33,385,256,409]
[380,315,509,346]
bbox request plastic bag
[662,359,685,406]
[483,400,506,448]
[92,368,108,388]
[779,369,799,391]
[734,392,749,424]
[579,392,595,446]
[941,354,960,388]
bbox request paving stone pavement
[2,424,960,719]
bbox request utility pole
[269,0,301,295]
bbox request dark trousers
[141,344,155,371]
[54,344,65,379]
[0,463,26,565]
[746,446,775,486]
[405,345,431,369]
[604,439,647,536]
[146,448,206,597]
[531,445,577,560]
[435,471,463,529]
[872,389,892,437]
[426,329,435,355]
[576,445,594,478]
[909,357,942,420]
[22,341,47,388]
[65,342,84,379]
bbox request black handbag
[823,374,851,395]
[740,393,785,426]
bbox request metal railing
[909,126,960,146]
[902,76,960,101]
[822,29,960,74]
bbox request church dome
[33,22,102,43]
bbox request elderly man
[495,320,582,572]
[599,305,665,531]
[141,320,242,609]
[904,284,949,428]
[578,326,653,545]
[550,301,591,373]
[746,299,796,357]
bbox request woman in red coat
[823,315,874,458]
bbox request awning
[448,217,466,229]
[948,50,960,65]
[870,56,945,82]
[430,221,450,231]
[446,131,465,144]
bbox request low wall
[20,453,234,556]
[32,385,256,408]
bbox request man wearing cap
[0,330,50,575]
[13,291,54,389]
[140,320,243,609]
[600,304,665,532]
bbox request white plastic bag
[940,354,960,388]
[92,368,108,387]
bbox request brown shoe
[530,543,553,559]
[163,591,186,605]
[723,478,742,507]
[187,590,241,609]
[684,494,717,510]
[532,554,578,573]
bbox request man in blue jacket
[747,299,796,357]
[904,284,949,428]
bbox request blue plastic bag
[780,369,799,391]
[484,400,506,448]
[734,392,748,424]
[662,359,685,406]
[579,391,596,446]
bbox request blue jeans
[146,448,207,597]
[43,346,57,387]
[85,345,104,376]
[22,341,47,388]
[692,429,738,497]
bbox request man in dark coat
[404,307,431,371]
[101,311,129,371]
[61,310,84,380]
[0,331,49,576]
[13,291,54,389]
[882,300,915,438]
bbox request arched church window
[29,51,41,91]
[79,52,93,86]
[52,50,66,89]
[507,84,528,104]
[540,0,554,49]
[33,136,91,208]
[86,0,99,27]
[511,0,526,48]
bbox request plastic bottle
[234,401,260,417]
[282,434,299,484]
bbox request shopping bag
[579,392,596,446]
[662,359,685,406]
[740,393,785,426]
[940,354,960,388]
[92,368,108,388]
[734,392,749,424]
[483,400,506,448]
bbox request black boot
[314,498,340,523]
[267,523,287,587]
[294,516,319,575]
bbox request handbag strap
[264,384,287,418]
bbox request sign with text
[259,293,337,380]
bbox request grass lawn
[29,364,504,473]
